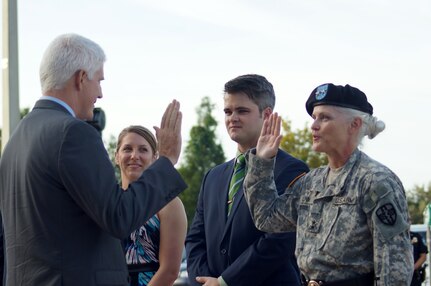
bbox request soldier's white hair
[39,33,106,94]
[337,106,385,145]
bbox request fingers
[274,133,283,147]
[153,126,160,138]
[169,100,180,130]
[160,99,180,129]
[264,112,281,136]
[196,276,208,283]
[166,100,181,134]
[155,100,182,165]
[155,100,181,134]
[269,112,276,135]
[261,117,270,136]
[160,102,170,129]
[274,113,281,137]
[174,109,182,133]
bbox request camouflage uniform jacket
[244,148,413,285]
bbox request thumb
[196,276,206,283]
[153,126,160,137]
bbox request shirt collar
[40,95,76,117]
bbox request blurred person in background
[411,231,428,286]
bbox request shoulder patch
[371,182,409,240]
[375,203,397,225]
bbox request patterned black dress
[124,214,160,286]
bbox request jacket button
[221,249,226,255]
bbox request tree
[280,118,327,169]
[0,108,30,157]
[407,183,431,224]
[178,96,226,225]
[20,108,30,119]
[105,134,121,182]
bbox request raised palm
[154,99,182,165]
[256,113,282,159]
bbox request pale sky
[1,0,430,190]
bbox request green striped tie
[227,154,246,215]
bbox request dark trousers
[411,271,423,286]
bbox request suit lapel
[221,159,237,236]
[224,150,282,228]
[226,184,244,222]
[224,155,249,233]
[218,161,234,226]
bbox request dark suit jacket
[0,100,187,286]
[186,150,309,286]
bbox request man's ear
[74,70,86,91]
[263,107,273,119]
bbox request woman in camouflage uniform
[243,83,413,286]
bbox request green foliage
[407,183,431,224]
[280,118,327,169]
[105,134,121,182]
[1,108,30,157]
[178,96,226,226]
[20,108,30,119]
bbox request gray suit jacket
[0,100,187,286]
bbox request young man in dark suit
[186,74,309,286]
[0,33,186,286]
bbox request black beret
[305,83,373,116]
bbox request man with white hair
[0,33,186,286]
